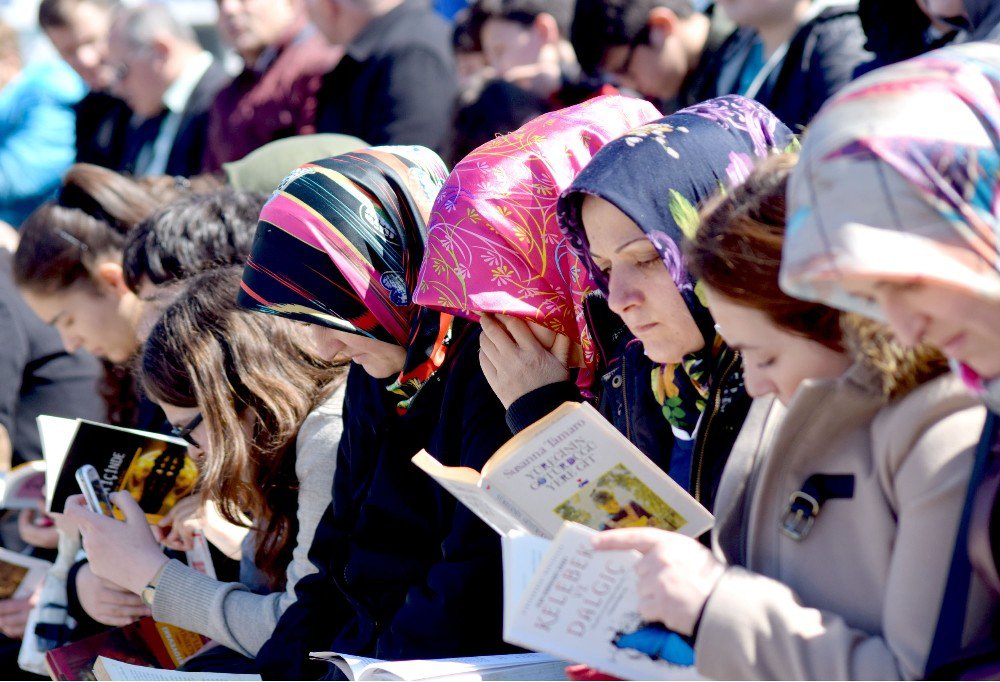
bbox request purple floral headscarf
[556,95,795,436]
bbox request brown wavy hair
[686,153,844,351]
[140,266,346,589]
[687,153,947,399]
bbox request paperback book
[413,402,713,539]
[37,416,198,521]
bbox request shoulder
[295,381,347,465]
[798,5,867,50]
[375,7,453,60]
[872,372,986,475]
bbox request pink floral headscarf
[413,96,661,386]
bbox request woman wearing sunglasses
[63,266,347,667]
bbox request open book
[37,416,198,521]
[0,460,46,510]
[503,524,707,681]
[412,402,713,539]
[307,651,567,681]
[92,657,261,681]
[0,547,49,600]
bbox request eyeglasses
[171,413,203,448]
[608,25,652,81]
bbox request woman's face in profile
[581,194,704,364]
[842,275,1000,379]
[308,325,407,379]
[705,287,852,405]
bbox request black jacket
[256,322,514,679]
[314,0,457,154]
[73,92,131,170]
[119,59,230,177]
[693,3,871,131]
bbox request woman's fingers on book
[591,527,671,553]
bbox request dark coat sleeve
[374,330,517,659]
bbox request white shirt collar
[162,50,214,114]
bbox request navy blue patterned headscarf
[557,96,794,442]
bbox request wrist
[135,555,169,598]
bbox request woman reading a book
[63,266,347,665]
[777,43,1000,675]
[413,95,675,461]
[592,151,997,679]
[552,96,793,512]
[235,146,516,678]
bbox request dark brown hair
[14,164,162,295]
[38,0,117,30]
[686,153,844,351]
[140,267,345,589]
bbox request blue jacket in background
[0,60,85,227]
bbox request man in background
[307,0,457,153]
[202,0,342,172]
[571,0,733,113]
[108,2,228,177]
[38,0,131,170]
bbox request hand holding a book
[75,563,150,627]
[64,492,169,596]
[592,527,726,636]
[479,313,572,408]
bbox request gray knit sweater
[150,383,345,657]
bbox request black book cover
[40,418,199,522]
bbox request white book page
[36,415,79,511]
[501,532,551,633]
[484,403,714,539]
[357,653,565,681]
[94,657,261,681]
[308,652,383,680]
[505,523,705,681]
[412,451,528,536]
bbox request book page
[482,402,714,539]
[412,451,529,536]
[93,657,261,681]
[0,460,46,510]
[356,653,566,681]
[309,651,383,680]
[0,547,51,599]
[504,523,705,681]
[36,415,79,511]
[501,532,551,634]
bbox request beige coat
[694,364,997,680]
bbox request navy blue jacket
[256,321,514,679]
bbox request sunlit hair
[13,163,162,296]
[140,266,345,588]
[688,153,947,397]
[687,153,844,350]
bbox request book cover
[0,460,46,510]
[414,402,713,539]
[38,416,198,522]
[503,523,705,681]
[44,617,210,681]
